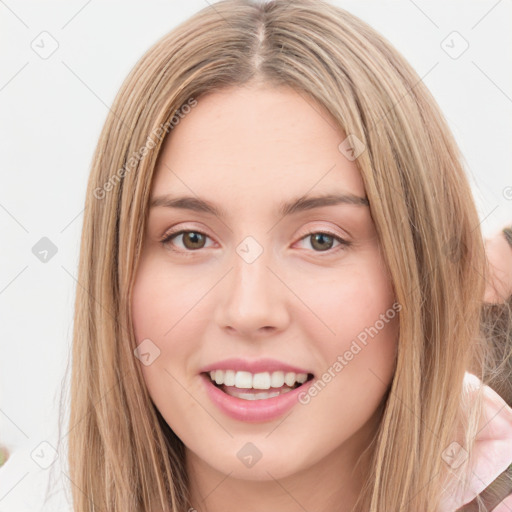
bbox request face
[131,84,399,482]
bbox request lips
[199,358,315,422]
[199,357,312,375]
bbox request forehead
[151,85,366,203]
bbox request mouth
[202,369,315,401]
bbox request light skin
[131,84,399,512]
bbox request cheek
[131,257,211,411]
[132,258,167,343]
[131,256,208,344]
[132,275,198,436]
[295,252,396,349]
[294,250,398,399]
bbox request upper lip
[199,358,313,375]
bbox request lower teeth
[223,387,295,400]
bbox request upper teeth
[208,370,308,389]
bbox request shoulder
[442,373,512,511]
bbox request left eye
[296,232,349,252]
[160,230,349,253]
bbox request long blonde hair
[67,1,493,510]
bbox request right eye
[160,230,215,252]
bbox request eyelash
[159,228,351,255]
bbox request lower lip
[200,373,314,423]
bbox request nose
[213,241,291,338]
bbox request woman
[67,1,512,510]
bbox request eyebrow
[149,192,369,218]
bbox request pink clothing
[438,372,512,511]
[493,494,512,512]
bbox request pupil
[312,233,332,251]
[185,232,204,249]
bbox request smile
[206,369,312,400]
[200,362,315,422]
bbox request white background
[1,1,511,510]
